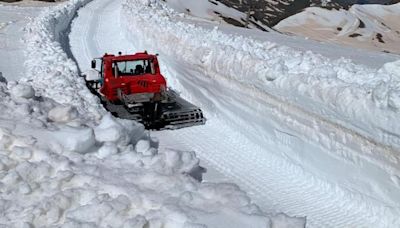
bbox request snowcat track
[87,81,205,130]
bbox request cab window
[112,60,154,77]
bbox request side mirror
[91,59,96,69]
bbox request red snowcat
[84,51,205,129]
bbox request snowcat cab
[85,51,205,129]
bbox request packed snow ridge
[0,0,305,227]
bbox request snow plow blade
[95,87,205,130]
[161,93,205,130]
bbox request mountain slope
[213,0,397,28]
[164,0,400,54]
[275,3,400,54]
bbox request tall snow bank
[0,0,305,227]
[122,0,400,151]
[23,0,102,121]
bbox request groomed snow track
[69,0,400,227]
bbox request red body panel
[99,52,167,102]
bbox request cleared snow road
[69,0,400,227]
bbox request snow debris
[10,82,35,99]
[48,105,79,122]
[52,126,96,153]
[94,113,144,146]
[0,0,305,227]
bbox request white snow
[1,0,399,226]
[10,83,35,99]
[119,0,400,226]
[48,105,79,122]
[123,0,400,151]
[0,0,305,227]
[0,4,48,80]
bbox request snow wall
[122,0,400,214]
[0,0,305,227]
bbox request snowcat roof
[103,52,156,61]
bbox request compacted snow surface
[0,0,305,227]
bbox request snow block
[52,126,95,153]
[48,105,79,123]
[10,83,35,99]
[97,142,118,158]
[135,139,151,154]
[94,114,144,146]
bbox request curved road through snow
[69,0,400,227]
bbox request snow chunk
[94,114,144,146]
[48,105,79,123]
[10,83,35,99]
[382,60,400,80]
[388,90,400,111]
[135,139,151,153]
[52,126,95,153]
[11,146,32,160]
[97,142,118,158]
[372,82,389,108]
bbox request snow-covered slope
[215,0,311,27]
[121,0,400,227]
[173,0,400,54]
[163,0,270,31]
[275,3,400,54]
[0,0,305,227]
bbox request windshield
[112,59,154,77]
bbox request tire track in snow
[154,122,393,227]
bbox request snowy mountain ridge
[275,3,400,54]
[170,0,400,54]
[213,0,399,27]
